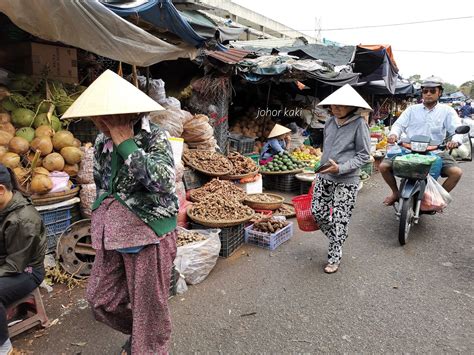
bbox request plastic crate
[263,173,300,193]
[189,222,244,258]
[38,206,74,253]
[229,133,256,155]
[245,222,293,250]
[360,162,374,176]
[183,167,208,190]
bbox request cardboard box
[1,42,78,83]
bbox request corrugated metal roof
[205,48,250,64]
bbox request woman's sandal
[120,336,131,355]
[324,263,339,274]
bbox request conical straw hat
[268,124,291,138]
[61,70,164,119]
[318,84,372,110]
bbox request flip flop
[324,263,339,274]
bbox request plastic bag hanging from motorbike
[420,175,453,212]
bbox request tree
[408,74,421,84]
[443,82,458,95]
[460,81,474,98]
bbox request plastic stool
[7,288,49,337]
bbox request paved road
[14,161,474,354]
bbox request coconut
[42,152,65,172]
[0,113,11,124]
[52,131,75,151]
[63,163,79,177]
[30,174,53,194]
[35,125,55,138]
[60,146,83,165]
[72,138,81,148]
[30,137,53,156]
[33,113,60,129]
[1,98,17,112]
[11,108,35,127]
[33,167,50,176]
[13,166,28,184]
[0,146,8,159]
[0,131,12,146]
[0,122,15,136]
[27,152,43,167]
[37,101,55,114]
[8,136,30,155]
[15,127,35,142]
[0,152,20,169]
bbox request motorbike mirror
[455,125,470,135]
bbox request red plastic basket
[292,194,319,232]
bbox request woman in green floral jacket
[62,70,178,355]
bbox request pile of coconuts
[0,104,83,195]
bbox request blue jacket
[260,138,286,159]
[460,104,473,118]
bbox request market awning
[351,44,399,94]
[357,79,416,96]
[205,48,251,65]
[102,0,225,50]
[0,0,196,66]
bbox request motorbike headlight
[411,142,429,152]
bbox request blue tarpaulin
[103,0,225,50]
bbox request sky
[233,0,474,87]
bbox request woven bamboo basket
[243,193,284,211]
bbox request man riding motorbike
[379,76,463,206]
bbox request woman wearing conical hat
[260,124,292,162]
[62,70,178,354]
[310,84,371,274]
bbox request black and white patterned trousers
[311,176,359,265]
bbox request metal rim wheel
[56,219,95,278]
[398,197,415,246]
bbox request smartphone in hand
[314,162,331,174]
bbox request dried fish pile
[177,229,206,247]
[190,178,246,202]
[188,195,254,222]
[253,218,289,233]
[227,152,258,175]
[183,150,233,175]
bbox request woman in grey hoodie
[311,85,371,273]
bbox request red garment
[87,231,177,354]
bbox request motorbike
[393,125,470,245]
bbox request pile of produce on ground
[177,229,207,247]
[227,152,258,176]
[0,75,85,195]
[259,151,308,173]
[252,217,289,233]
[188,195,254,223]
[190,178,246,202]
[273,204,295,217]
[245,193,282,203]
[183,150,233,175]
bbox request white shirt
[390,103,462,144]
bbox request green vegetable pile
[260,151,307,173]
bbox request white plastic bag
[421,175,453,212]
[173,228,221,289]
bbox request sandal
[324,263,339,274]
[120,336,131,355]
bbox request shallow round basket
[260,168,303,175]
[183,151,233,177]
[295,172,316,182]
[187,206,254,228]
[221,167,259,180]
[273,203,296,218]
[244,193,284,210]
[31,187,80,206]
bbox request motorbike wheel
[398,196,415,245]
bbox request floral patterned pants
[311,176,358,265]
